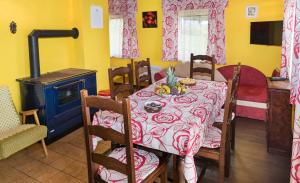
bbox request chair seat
[0,124,36,141]
[215,109,235,123]
[202,126,222,148]
[0,125,47,159]
[98,147,160,183]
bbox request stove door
[53,79,85,114]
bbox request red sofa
[218,65,268,121]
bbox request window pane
[178,10,208,62]
[109,18,123,57]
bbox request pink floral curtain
[109,0,139,58]
[284,0,300,183]
[162,0,228,64]
[281,0,296,78]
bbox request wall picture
[246,5,258,18]
[143,11,157,28]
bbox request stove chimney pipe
[28,28,79,78]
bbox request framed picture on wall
[246,5,258,18]
[143,11,157,28]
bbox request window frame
[177,9,209,62]
[109,15,124,58]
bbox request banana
[162,85,171,94]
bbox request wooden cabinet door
[268,89,292,155]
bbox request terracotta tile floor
[0,118,290,183]
[0,128,88,183]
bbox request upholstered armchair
[0,86,48,160]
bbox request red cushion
[217,65,267,87]
[98,90,111,96]
[98,147,159,183]
[154,70,166,82]
[237,85,267,103]
[236,105,267,121]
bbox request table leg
[173,155,185,183]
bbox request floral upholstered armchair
[0,86,48,159]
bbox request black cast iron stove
[17,28,97,143]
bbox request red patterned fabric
[281,0,296,78]
[109,0,139,58]
[93,78,227,183]
[162,0,228,64]
[98,147,159,183]
[215,109,235,123]
[285,1,300,182]
[202,126,221,148]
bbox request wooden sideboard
[267,79,292,156]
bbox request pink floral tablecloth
[92,78,227,183]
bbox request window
[178,10,209,62]
[109,16,123,58]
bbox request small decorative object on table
[154,67,187,95]
[144,101,162,113]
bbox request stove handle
[53,79,86,90]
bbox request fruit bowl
[144,101,162,113]
[154,83,187,96]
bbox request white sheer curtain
[109,17,123,58]
[178,9,209,62]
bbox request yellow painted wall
[73,0,111,90]
[0,0,75,110]
[226,0,284,76]
[111,0,284,76]
[0,0,111,111]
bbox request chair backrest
[220,66,240,151]
[231,63,241,113]
[108,64,134,100]
[134,58,152,90]
[80,89,135,183]
[0,86,21,133]
[190,54,215,81]
[219,80,233,161]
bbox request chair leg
[219,155,225,183]
[231,119,236,151]
[225,144,231,177]
[161,168,168,183]
[41,139,48,157]
[173,155,179,183]
[198,164,207,183]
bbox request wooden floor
[0,117,290,183]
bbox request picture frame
[246,5,258,18]
[142,11,157,28]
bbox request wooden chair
[108,64,134,100]
[190,54,216,81]
[228,64,241,151]
[195,74,237,183]
[134,58,152,90]
[80,90,168,183]
[0,86,48,160]
[214,63,241,151]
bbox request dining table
[92,77,227,183]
